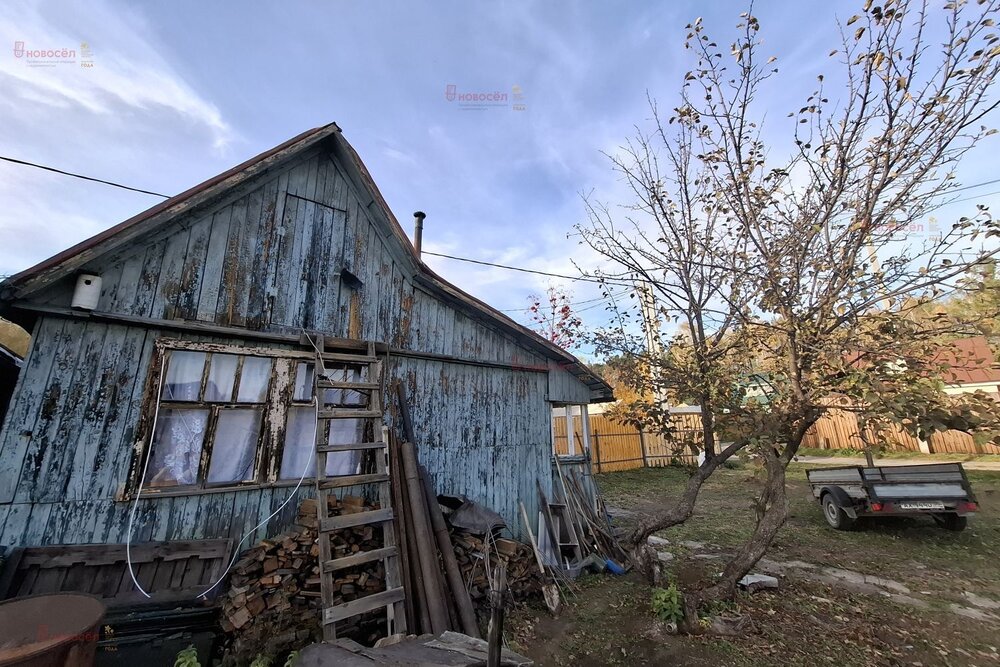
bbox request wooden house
[0,122,612,554]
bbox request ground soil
[506,463,1000,666]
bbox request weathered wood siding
[548,360,593,404]
[0,142,587,548]
[31,147,558,367]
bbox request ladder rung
[318,380,380,390]
[317,441,386,453]
[320,352,377,364]
[318,409,382,420]
[320,507,394,532]
[323,587,405,625]
[318,473,390,490]
[322,546,397,573]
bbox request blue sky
[2,1,998,359]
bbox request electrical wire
[8,151,1000,205]
[11,152,998,290]
[499,290,630,313]
[947,188,1000,206]
[125,359,167,599]
[0,155,170,198]
[946,177,1000,195]
[422,251,632,286]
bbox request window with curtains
[140,344,375,493]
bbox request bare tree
[526,286,584,350]
[581,0,1000,632]
[578,102,759,580]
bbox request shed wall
[0,142,592,549]
[0,318,552,547]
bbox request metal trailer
[806,463,979,531]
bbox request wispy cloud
[0,0,239,275]
[0,1,233,153]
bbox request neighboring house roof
[0,123,612,400]
[0,317,29,360]
[933,336,1000,385]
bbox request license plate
[898,501,946,511]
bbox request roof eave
[1,123,341,301]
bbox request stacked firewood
[218,497,387,665]
[449,531,544,617]
[218,495,546,663]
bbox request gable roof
[933,336,1000,385]
[0,123,612,400]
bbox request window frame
[125,339,341,499]
[550,402,592,460]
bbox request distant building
[933,336,1000,399]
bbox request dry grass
[507,463,1000,666]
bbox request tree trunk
[678,448,789,633]
[626,440,746,582]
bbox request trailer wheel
[933,513,967,532]
[822,493,856,530]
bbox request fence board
[802,408,998,455]
[553,413,699,471]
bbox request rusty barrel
[0,593,105,667]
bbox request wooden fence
[554,405,998,473]
[802,407,1000,455]
[553,412,702,473]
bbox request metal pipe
[413,211,426,257]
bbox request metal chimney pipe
[413,211,426,257]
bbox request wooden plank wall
[548,360,592,404]
[0,144,585,548]
[28,146,552,371]
[0,324,553,548]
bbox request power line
[948,188,1000,205]
[8,152,999,288]
[2,154,637,287]
[947,177,1000,195]
[0,156,171,198]
[423,251,631,286]
[499,290,630,313]
[9,149,1000,208]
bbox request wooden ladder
[308,336,405,641]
